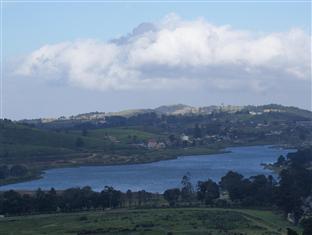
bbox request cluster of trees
[0,186,120,214]
[0,165,28,179]
[275,149,312,223]
[0,186,156,215]
[164,172,275,207]
[163,149,312,227]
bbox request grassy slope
[0,121,113,159]
[2,123,220,166]
[1,122,166,159]
[71,127,166,142]
[0,208,301,235]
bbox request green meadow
[0,208,301,235]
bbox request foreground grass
[0,208,301,235]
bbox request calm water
[0,146,295,192]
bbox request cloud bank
[14,14,311,92]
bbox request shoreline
[0,147,225,188]
[0,144,295,189]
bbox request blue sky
[3,1,311,119]
[4,2,310,57]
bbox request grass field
[0,208,301,235]
[84,127,166,143]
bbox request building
[147,139,158,149]
[180,134,189,142]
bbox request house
[156,142,166,149]
[147,139,158,149]
[263,108,283,113]
[249,111,262,115]
[108,136,120,143]
[41,118,57,123]
[147,139,166,149]
[180,134,189,142]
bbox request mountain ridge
[17,103,312,124]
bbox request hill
[0,119,114,159]
[1,104,311,185]
[18,104,311,126]
[154,104,198,115]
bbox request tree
[0,165,9,179]
[220,171,247,201]
[193,123,202,138]
[287,149,312,167]
[34,188,56,212]
[60,188,85,211]
[138,190,148,206]
[126,190,133,207]
[10,165,28,177]
[287,228,298,235]
[301,217,312,235]
[100,186,122,208]
[1,190,23,215]
[80,186,95,210]
[197,179,219,205]
[46,188,58,211]
[180,173,194,203]
[276,155,286,166]
[275,165,312,223]
[164,188,180,207]
[168,134,176,143]
[21,194,34,214]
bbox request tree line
[0,165,28,179]
[0,186,158,215]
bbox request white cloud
[13,13,311,92]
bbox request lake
[0,145,295,192]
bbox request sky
[2,1,311,120]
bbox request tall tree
[164,188,180,207]
[180,173,194,203]
[197,179,220,205]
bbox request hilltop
[18,103,311,126]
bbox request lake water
[0,146,295,192]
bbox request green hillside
[79,127,165,142]
[0,120,113,159]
